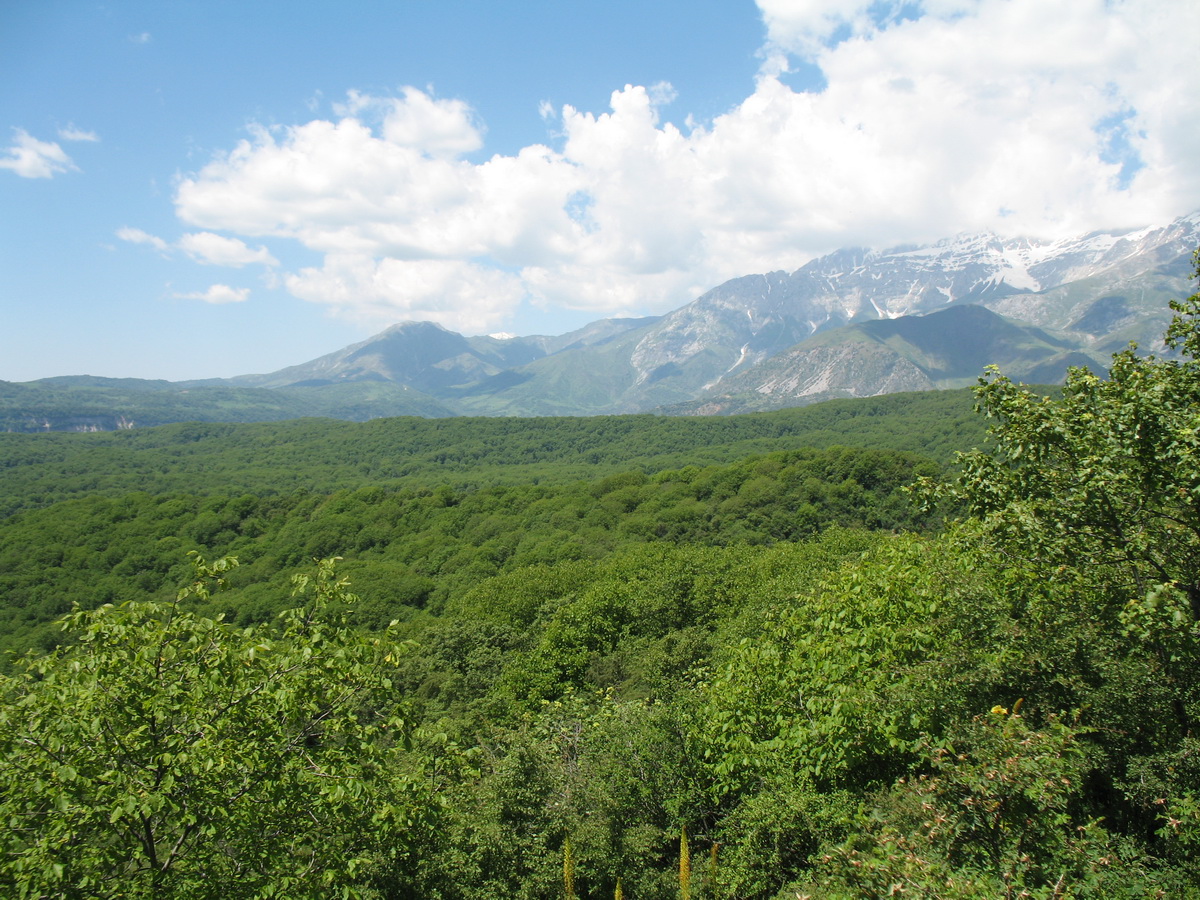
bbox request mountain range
[5,211,1198,430]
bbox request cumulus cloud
[746,0,1200,237]
[174,284,250,304]
[0,129,77,178]
[170,0,1200,333]
[756,0,910,58]
[117,227,170,253]
[285,255,525,328]
[179,232,278,267]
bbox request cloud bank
[171,0,1200,334]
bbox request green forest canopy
[1,257,1198,898]
[0,387,983,517]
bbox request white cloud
[129,32,152,44]
[175,284,250,304]
[333,87,484,156]
[285,255,524,329]
[170,1,1200,332]
[647,81,678,107]
[744,0,1200,237]
[118,227,277,267]
[382,88,484,156]
[179,232,278,267]
[58,125,99,142]
[0,129,77,178]
[117,227,169,253]
[756,0,907,57]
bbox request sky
[2,0,1198,383]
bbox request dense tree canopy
[1,255,1199,897]
[0,556,425,898]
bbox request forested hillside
[0,387,982,517]
[0,375,458,432]
[0,445,939,664]
[1,259,1198,898]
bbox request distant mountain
[215,317,659,393]
[6,212,1197,429]
[612,210,1200,400]
[659,305,1098,415]
[444,211,1198,415]
[223,321,537,391]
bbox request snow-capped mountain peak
[628,211,1200,390]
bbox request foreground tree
[896,249,1200,891]
[0,554,418,899]
[703,253,1200,897]
[942,249,1200,621]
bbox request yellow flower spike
[991,705,1008,715]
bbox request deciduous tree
[0,554,417,899]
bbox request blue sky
[2,0,1197,382]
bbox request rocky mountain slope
[660,305,1099,415]
[444,210,1199,415]
[621,211,1200,399]
[6,211,1198,429]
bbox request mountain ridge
[6,211,1198,430]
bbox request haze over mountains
[5,211,1199,431]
